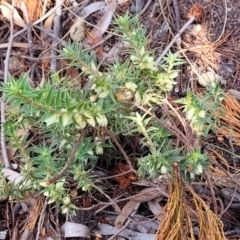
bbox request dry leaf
[0,2,26,28]
[98,41,126,64]
[61,222,90,238]
[82,1,107,17]
[82,0,117,47]
[131,187,162,202]
[2,168,24,185]
[221,188,240,202]
[115,187,162,229]
[15,0,42,23]
[41,12,55,40]
[66,67,80,82]
[93,223,155,240]
[147,199,163,221]
[115,200,140,229]
[19,229,33,240]
[118,0,129,4]
[0,230,8,239]
[70,1,108,42]
[37,65,46,89]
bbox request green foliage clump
[0,14,224,213]
[176,83,225,136]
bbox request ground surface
[0,0,240,239]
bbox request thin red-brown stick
[205,170,218,215]
[47,126,88,185]
[102,127,137,174]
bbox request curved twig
[102,127,137,173]
[47,126,88,185]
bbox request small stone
[8,56,25,72]
[191,24,202,33]
[228,89,240,100]
[218,64,235,77]
[69,17,85,41]
[197,70,226,87]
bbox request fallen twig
[34,25,64,45]
[172,0,181,39]
[155,3,203,65]
[99,169,133,180]
[1,1,14,169]
[208,148,240,189]
[218,137,238,217]
[155,16,195,65]
[93,184,121,213]
[0,101,11,168]
[213,0,227,43]
[50,0,63,72]
[21,2,41,80]
[204,170,218,215]
[172,0,182,93]
[138,0,152,16]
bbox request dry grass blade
[186,185,224,239]
[209,150,240,189]
[217,94,240,145]
[156,164,224,240]
[156,165,194,240]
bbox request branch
[47,126,88,185]
[50,0,63,72]
[21,2,41,80]
[155,3,203,65]
[102,127,137,173]
[130,102,194,151]
[1,1,15,169]
[155,16,195,65]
